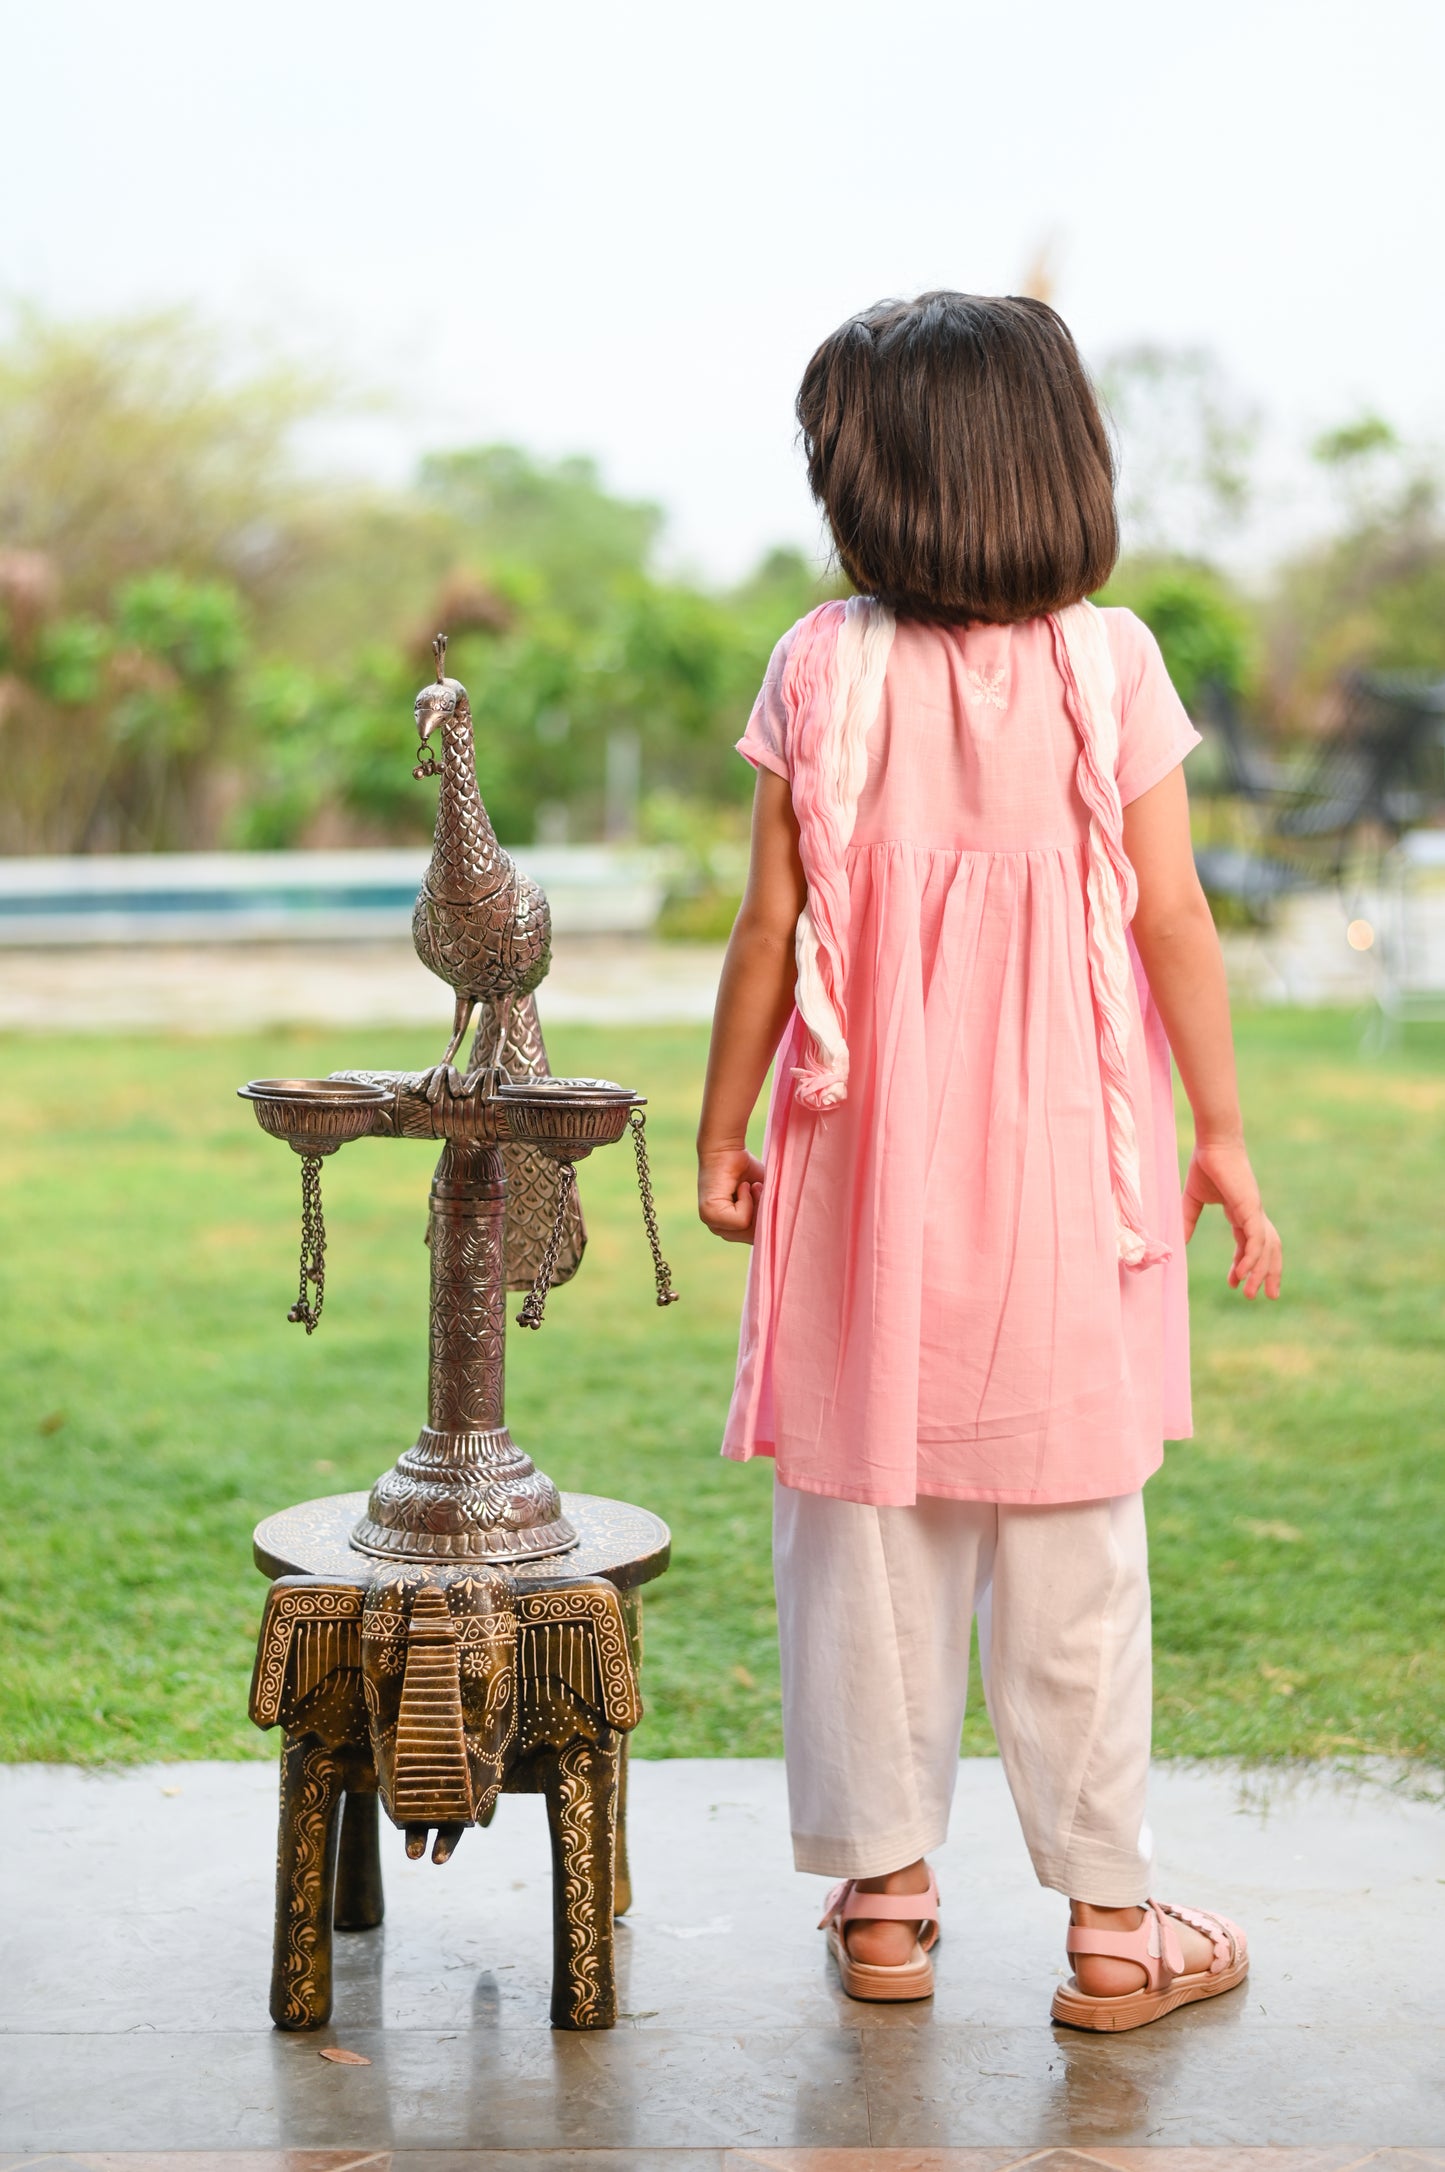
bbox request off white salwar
[773,1482,1155,1906]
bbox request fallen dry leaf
[318,2046,372,2066]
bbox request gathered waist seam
[844,838,1088,860]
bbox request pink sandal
[1051,1897,1248,2032]
[819,1871,941,2002]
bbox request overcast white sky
[3,0,1442,579]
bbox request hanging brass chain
[516,1161,576,1330]
[629,1108,679,1308]
[287,1153,327,1334]
[516,1112,677,1329]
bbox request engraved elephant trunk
[362,1568,517,1857]
[390,1584,472,1830]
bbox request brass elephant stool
[250,1565,642,2031]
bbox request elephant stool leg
[542,1730,621,2030]
[613,1736,633,1919]
[614,1584,642,1919]
[271,1733,346,2029]
[334,1787,385,1932]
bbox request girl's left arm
[696,768,806,1242]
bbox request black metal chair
[1193,671,1445,903]
[1191,679,1312,912]
[1193,679,1297,803]
[1272,671,1445,873]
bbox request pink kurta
[722,607,1200,1506]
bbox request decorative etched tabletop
[254,1490,671,1592]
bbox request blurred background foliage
[2,307,1444,863]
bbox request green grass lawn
[1,1011,1441,1769]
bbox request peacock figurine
[411,633,553,1098]
[405,632,584,1290]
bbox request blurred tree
[0,310,407,849]
[2,566,252,853]
[230,451,833,851]
[1098,558,1255,712]
[417,446,661,624]
[43,310,1445,855]
[0,308,325,614]
[1262,415,1445,731]
[235,649,422,850]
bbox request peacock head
[413,633,470,775]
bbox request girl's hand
[698,1145,764,1244]
[1182,1142,1283,1299]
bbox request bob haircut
[796,291,1117,624]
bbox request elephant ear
[250,1576,367,1742]
[517,1579,642,1736]
[360,1571,415,1818]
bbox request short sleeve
[735,625,798,780]
[1106,609,1203,806]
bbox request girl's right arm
[695,768,807,1242]
[1123,766,1283,1300]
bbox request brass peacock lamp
[239,634,676,1566]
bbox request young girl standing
[696,292,1282,2031]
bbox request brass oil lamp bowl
[237,641,676,1568]
[237,1077,393,1155]
[496,1076,643,1158]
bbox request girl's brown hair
[796,291,1117,624]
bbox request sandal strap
[1155,1898,1242,1976]
[818,1872,941,1933]
[1065,1899,1184,1990]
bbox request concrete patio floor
[1,1758,1440,2162]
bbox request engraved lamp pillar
[351,1135,576,1562]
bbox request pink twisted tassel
[1050,603,1168,1270]
[784,598,895,1109]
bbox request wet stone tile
[1350,2158,1445,2172]
[9,1761,1443,2043]
[0,2029,871,2155]
[389,2153,726,2170]
[1016,2156,1154,2172]
[1088,2151,1393,2172]
[388,2154,726,2171]
[724,2150,1040,2170]
[860,2025,1445,2149]
[45,2156,391,2171]
[362,2027,871,2151]
[4,1762,1444,2159]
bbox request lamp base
[350,1425,578,1563]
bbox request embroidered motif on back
[965,665,1008,711]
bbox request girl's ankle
[1070,1899,1146,1926]
[855,1858,930,1896]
